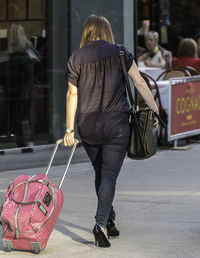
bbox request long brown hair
[178,38,198,57]
[80,14,115,48]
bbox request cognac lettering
[171,80,200,138]
[176,94,200,115]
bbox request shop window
[8,0,26,20]
[0,0,48,145]
[29,0,45,20]
[138,0,150,20]
[0,0,46,21]
[0,0,7,21]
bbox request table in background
[139,67,164,80]
[156,80,170,115]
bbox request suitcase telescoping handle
[45,138,80,189]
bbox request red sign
[171,80,200,136]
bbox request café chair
[139,72,168,145]
[156,66,191,81]
[180,66,200,75]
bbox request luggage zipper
[13,179,31,239]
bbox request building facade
[0,0,199,148]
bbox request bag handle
[11,179,51,205]
[45,139,80,189]
[12,139,80,191]
[11,139,80,205]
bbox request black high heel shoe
[93,224,111,247]
[106,218,120,237]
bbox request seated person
[194,33,200,57]
[172,38,200,73]
[138,31,172,69]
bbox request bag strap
[119,48,166,127]
[119,49,135,107]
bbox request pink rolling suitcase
[0,139,79,254]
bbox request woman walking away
[64,14,159,248]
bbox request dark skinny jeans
[82,136,129,227]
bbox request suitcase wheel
[2,240,12,252]
[4,246,12,252]
[33,248,40,254]
[30,242,42,254]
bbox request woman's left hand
[63,132,75,146]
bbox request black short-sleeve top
[66,40,134,144]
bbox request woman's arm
[63,82,78,146]
[128,60,159,128]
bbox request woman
[64,15,159,248]
[172,38,200,73]
[138,31,170,68]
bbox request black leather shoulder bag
[119,49,165,159]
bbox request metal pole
[67,0,71,58]
[133,0,138,105]
[45,139,79,189]
[133,0,138,64]
[58,140,79,189]
[173,140,178,148]
[45,139,63,176]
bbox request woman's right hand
[154,116,159,130]
[63,132,75,146]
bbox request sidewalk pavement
[0,142,89,172]
[0,142,200,257]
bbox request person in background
[7,24,39,147]
[172,38,200,73]
[138,31,172,68]
[63,14,159,248]
[194,33,200,57]
[137,20,150,57]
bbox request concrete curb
[0,144,55,155]
[0,143,89,172]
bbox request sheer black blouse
[66,40,134,144]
